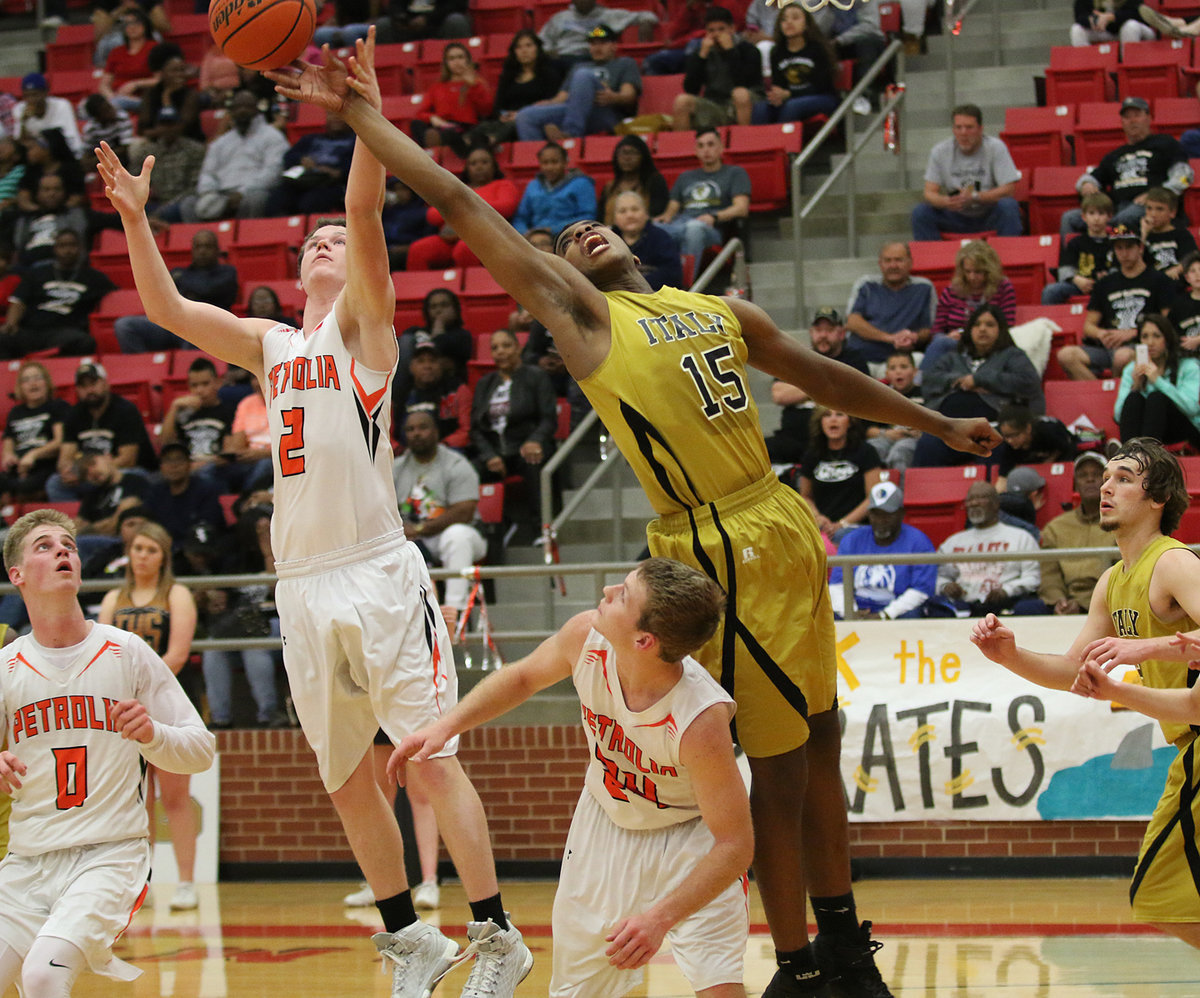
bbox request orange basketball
[208,0,316,72]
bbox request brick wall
[216,728,1144,869]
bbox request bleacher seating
[901,465,991,547]
[999,104,1075,172]
[1044,379,1121,442]
[1115,38,1190,100]
[1073,101,1127,168]
[1027,166,1084,236]
[1045,44,1118,105]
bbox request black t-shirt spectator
[4,398,71,469]
[1170,293,1200,345]
[1090,134,1190,210]
[63,395,158,470]
[1086,266,1177,334]
[799,441,881,523]
[12,262,116,332]
[145,477,227,549]
[778,346,870,440]
[1057,232,1112,282]
[79,471,149,525]
[996,417,1077,475]
[1144,226,1198,274]
[174,399,237,460]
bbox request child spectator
[1141,186,1197,280]
[1043,192,1114,305]
[751,4,837,125]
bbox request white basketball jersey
[0,624,210,856]
[574,629,734,831]
[262,312,402,562]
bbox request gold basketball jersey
[580,288,772,515]
[1106,533,1199,745]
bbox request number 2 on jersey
[279,407,305,476]
[53,745,87,809]
[681,344,748,419]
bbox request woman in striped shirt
[922,240,1018,370]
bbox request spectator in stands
[245,285,297,326]
[1170,250,1200,350]
[642,0,749,76]
[160,357,239,483]
[82,502,150,580]
[376,0,471,43]
[765,306,868,464]
[9,72,84,160]
[1038,451,1116,614]
[411,44,493,156]
[15,130,87,213]
[997,466,1044,542]
[865,350,924,471]
[397,287,474,398]
[312,0,375,47]
[741,0,777,67]
[795,405,882,540]
[511,142,597,234]
[99,9,157,112]
[898,0,936,54]
[75,449,151,567]
[1042,191,1113,305]
[750,4,838,126]
[1140,186,1196,280]
[538,0,659,66]
[994,404,1077,477]
[923,239,1018,370]
[393,410,488,630]
[654,127,751,261]
[931,481,1041,617]
[223,373,274,492]
[470,328,558,541]
[598,134,669,225]
[516,25,641,142]
[811,2,887,114]
[12,173,89,268]
[265,110,356,217]
[845,240,936,365]
[915,304,1044,466]
[140,106,207,221]
[912,103,1022,240]
[1061,97,1192,237]
[0,361,70,503]
[135,44,205,148]
[1072,0,1154,45]
[92,0,170,63]
[1060,223,1177,380]
[470,30,565,148]
[1115,313,1200,449]
[49,361,157,501]
[673,5,763,131]
[79,95,134,170]
[115,230,239,352]
[170,89,288,223]
[382,179,436,269]
[828,481,936,620]
[0,137,25,212]
[406,146,520,270]
[143,442,227,557]
[0,229,114,359]
[398,332,472,451]
[612,190,683,291]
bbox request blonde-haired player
[0,508,214,997]
[395,558,754,997]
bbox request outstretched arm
[95,143,271,379]
[267,48,613,380]
[731,297,1001,458]
[1072,659,1200,724]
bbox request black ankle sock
[468,894,508,930]
[376,890,418,934]
[811,892,859,938]
[776,944,821,983]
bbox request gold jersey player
[96,32,532,998]
[973,438,1200,948]
[268,42,999,998]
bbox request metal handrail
[792,39,907,321]
[943,0,1001,117]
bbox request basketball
[208,0,317,72]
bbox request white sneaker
[852,95,871,116]
[373,922,460,998]
[414,880,440,910]
[344,882,375,907]
[169,883,198,911]
[459,917,533,997]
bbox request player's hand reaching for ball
[267,26,380,115]
[605,910,670,969]
[345,28,382,112]
[0,750,26,794]
[96,141,151,218]
[938,415,1001,458]
[109,698,155,743]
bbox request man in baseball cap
[1037,451,1117,615]
[13,71,84,158]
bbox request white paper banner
[835,618,1175,822]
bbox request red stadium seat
[1004,460,1079,527]
[393,269,462,330]
[478,481,505,524]
[726,124,801,211]
[1116,38,1189,99]
[999,104,1075,172]
[907,239,967,288]
[371,42,417,94]
[1151,95,1200,138]
[1027,166,1083,236]
[286,102,328,144]
[100,351,171,421]
[1073,101,1126,168]
[44,69,99,106]
[472,0,530,36]
[461,267,517,333]
[89,290,145,354]
[44,24,95,73]
[989,234,1059,306]
[383,93,428,134]
[901,465,990,547]
[161,221,236,270]
[163,12,212,63]
[1045,44,1118,105]
[639,74,684,117]
[1044,378,1121,442]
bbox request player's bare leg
[698,982,747,997]
[1152,922,1200,949]
[329,747,410,900]
[158,771,199,910]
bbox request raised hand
[264,45,354,114]
[344,27,382,112]
[96,141,151,217]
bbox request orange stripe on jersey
[349,357,392,415]
[15,653,48,680]
[78,641,121,677]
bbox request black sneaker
[762,967,833,997]
[812,921,894,998]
